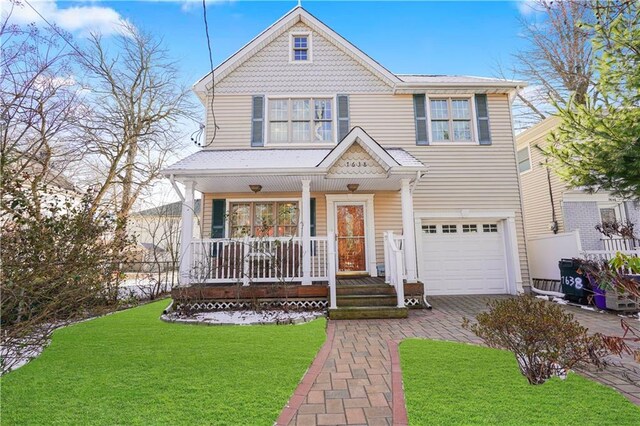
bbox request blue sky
[117,0,529,85]
[7,1,533,87]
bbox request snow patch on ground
[162,310,325,326]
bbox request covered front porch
[162,128,428,312]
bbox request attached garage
[419,221,509,295]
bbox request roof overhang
[162,127,427,193]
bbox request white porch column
[179,181,196,285]
[401,178,418,283]
[301,180,312,285]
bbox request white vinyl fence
[527,231,582,281]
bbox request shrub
[463,297,609,385]
[1,177,131,373]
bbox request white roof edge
[395,81,527,89]
[193,6,400,99]
[161,166,425,177]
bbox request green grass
[400,339,640,426]
[1,300,326,425]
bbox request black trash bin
[559,258,590,304]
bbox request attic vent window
[291,33,311,62]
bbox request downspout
[410,170,432,308]
[169,174,185,202]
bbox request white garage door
[421,222,508,295]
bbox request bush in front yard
[463,297,609,385]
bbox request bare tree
[76,22,193,241]
[508,0,595,128]
[0,1,86,218]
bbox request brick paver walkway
[277,295,640,426]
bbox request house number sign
[345,161,368,167]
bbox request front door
[336,204,367,274]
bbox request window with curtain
[268,98,333,143]
[229,201,299,237]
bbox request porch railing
[190,236,329,284]
[602,237,640,251]
[581,249,640,275]
[383,231,405,308]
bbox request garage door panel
[421,222,508,295]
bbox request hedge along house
[163,6,530,319]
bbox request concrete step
[328,306,409,320]
[336,294,398,307]
[335,285,395,296]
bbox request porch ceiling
[172,173,417,193]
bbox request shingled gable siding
[516,119,568,240]
[349,93,531,287]
[201,191,403,265]
[214,22,391,94]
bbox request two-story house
[516,117,639,285]
[163,6,529,318]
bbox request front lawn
[400,339,639,425]
[1,300,326,425]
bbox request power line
[22,0,90,63]
[200,0,218,148]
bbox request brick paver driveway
[277,295,640,426]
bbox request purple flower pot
[593,285,607,310]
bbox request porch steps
[329,306,408,320]
[329,282,408,319]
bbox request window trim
[289,31,312,63]
[264,95,337,146]
[597,202,626,224]
[225,198,302,238]
[425,95,478,145]
[517,145,532,174]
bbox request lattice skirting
[175,298,329,313]
[405,297,423,308]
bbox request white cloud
[516,0,538,17]
[2,0,127,36]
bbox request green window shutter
[251,96,264,147]
[309,198,316,255]
[211,199,226,238]
[337,95,350,141]
[310,198,316,236]
[413,94,429,145]
[475,94,491,145]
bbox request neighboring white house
[129,199,202,254]
[516,117,640,282]
[162,6,530,316]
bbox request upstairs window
[429,98,473,142]
[268,97,333,143]
[517,147,531,173]
[291,33,311,62]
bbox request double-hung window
[268,97,333,143]
[429,98,473,142]
[229,201,299,238]
[517,147,531,173]
[291,33,310,62]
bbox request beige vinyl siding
[350,93,530,286]
[350,94,416,148]
[516,117,567,240]
[204,95,252,149]
[373,191,403,264]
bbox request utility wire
[23,0,93,67]
[201,0,218,147]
